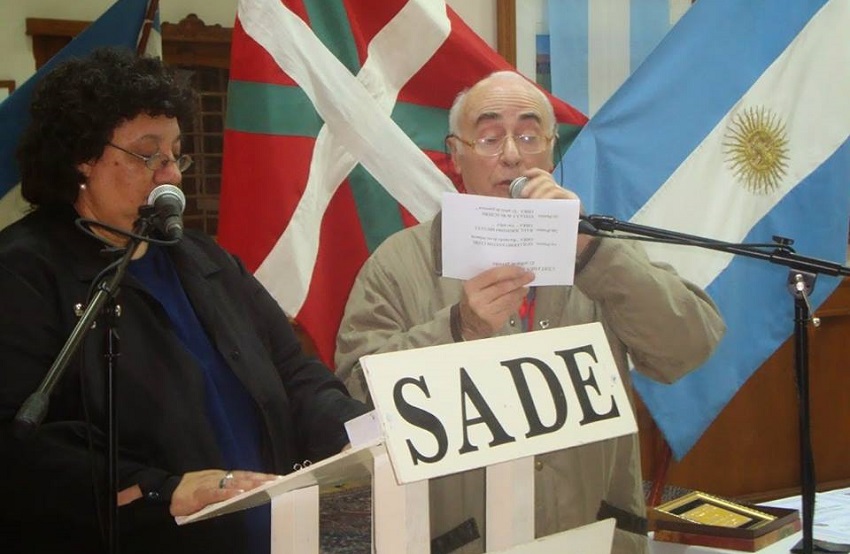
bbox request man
[335,71,725,554]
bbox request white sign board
[361,323,636,485]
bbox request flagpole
[582,214,850,554]
[136,0,160,56]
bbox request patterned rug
[320,484,372,554]
[317,480,691,553]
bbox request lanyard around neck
[518,287,537,332]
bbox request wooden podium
[178,324,632,553]
[176,439,616,553]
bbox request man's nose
[500,135,522,164]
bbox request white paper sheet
[441,192,580,286]
[760,487,850,544]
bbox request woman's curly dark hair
[17,47,196,206]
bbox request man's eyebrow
[473,111,543,126]
[518,112,543,123]
[474,112,502,126]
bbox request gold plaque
[654,491,776,530]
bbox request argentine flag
[548,0,692,116]
[559,0,850,458]
[0,0,161,231]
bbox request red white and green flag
[218,0,587,367]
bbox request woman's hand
[169,469,280,517]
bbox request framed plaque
[653,491,800,552]
[655,491,776,529]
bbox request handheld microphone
[508,175,598,235]
[508,176,527,198]
[147,184,185,241]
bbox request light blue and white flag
[138,0,163,59]
[559,0,850,459]
[0,0,159,230]
[548,0,692,116]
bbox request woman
[0,48,367,553]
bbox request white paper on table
[759,487,850,544]
[441,192,580,286]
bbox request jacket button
[146,491,161,501]
[535,460,543,471]
[230,349,241,360]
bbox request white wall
[0,0,497,91]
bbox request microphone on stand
[147,184,186,241]
[508,176,598,235]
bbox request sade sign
[360,323,636,484]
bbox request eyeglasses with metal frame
[448,133,553,157]
[106,142,193,172]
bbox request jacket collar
[430,211,443,276]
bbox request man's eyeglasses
[107,142,193,172]
[449,133,553,157]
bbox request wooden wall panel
[640,278,850,502]
[26,15,231,70]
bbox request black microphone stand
[14,207,157,554]
[583,214,850,554]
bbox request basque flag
[218,0,586,366]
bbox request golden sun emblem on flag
[724,106,789,194]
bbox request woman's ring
[219,470,234,489]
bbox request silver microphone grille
[147,184,186,213]
[509,176,528,198]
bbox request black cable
[76,217,179,248]
[58,215,166,549]
[553,130,564,186]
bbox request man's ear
[446,136,463,175]
[547,131,559,172]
